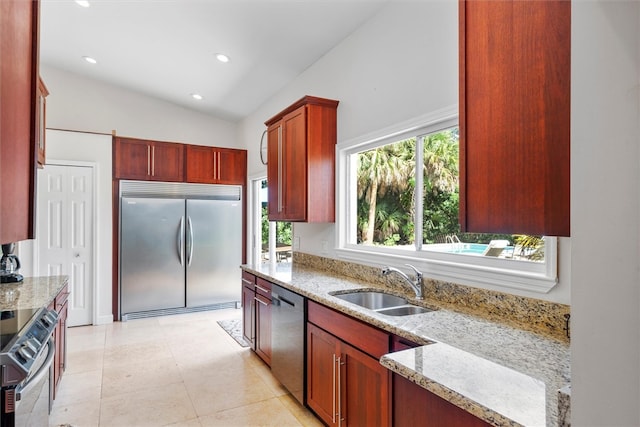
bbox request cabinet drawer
[55,284,70,312]
[255,278,272,300]
[241,271,256,290]
[308,300,389,359]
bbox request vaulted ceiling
[40,0,389,121]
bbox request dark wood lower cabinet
[393,374,491,427]
[51,284,69,400]
[241,283,255,348]
[254,284,272,366]
[307,323,390,427]
[241,271,271,366]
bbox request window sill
[335,241,558,294]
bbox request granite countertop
[241,262,570,427]
[0,276,69,311]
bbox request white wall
[41,64,238,148]
[571,2,640,425]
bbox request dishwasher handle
[272,294,296,307]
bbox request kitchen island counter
[0,276,69,311]
[241,262,569,427]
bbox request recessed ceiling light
[75,1,90,7]
[215,53,230,63]
[191,93,204,100]
[82,56,97,64]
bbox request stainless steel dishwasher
[271,284,305,404]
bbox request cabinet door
[216,148,247,185]
[267,107,307,221]
[186,145,247,185]
[459,0,570,236]
[307,323,340,426]
[242,285,255,348]
[55,299,68,394]
[266,122,283,220]
[280,106,307,221]
[393,374,490,427]
[0,0,39,243]
[185,144,216,183]
[114,138,184,181]
[114,138,153,180]
[150,140,184,182]
[342,342,390,427]
[255,293,271,366]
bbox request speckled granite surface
[0,276,68,311]
[241,259,570,427]
[295,252,570,342]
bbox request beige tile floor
[49,308,323,427]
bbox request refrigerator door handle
[178,216,185,266]
[186,216,194,266]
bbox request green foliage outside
[261,205,292,246]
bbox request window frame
[335,107,558,294]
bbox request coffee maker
[0,243,23,283]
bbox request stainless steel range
[0,307,59,427]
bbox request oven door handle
[15,337,55,401]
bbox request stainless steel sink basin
[333,291,407,310]
[332,290,435,316]
[376,305,433,316]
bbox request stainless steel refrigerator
[119,180,242,320]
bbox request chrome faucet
[381,264,423,300]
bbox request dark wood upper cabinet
[0,0,40,244]
[265,96,338,223]
[459,0,570,237]
[185,145,247,185]
[114,137,184,182]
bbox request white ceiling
[40,0,389,122]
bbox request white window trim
[335,106,558,294]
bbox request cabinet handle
[217,152,221,180]
[213,151,219,181]
[255,284,270,294]
[332,353,337,424]
[147,145,151,176]
[338,355,345,426]
[151,146,155,176]
[241,278,253,286]
[254,296,268,306]
[250,299,255,341]
[277,126,283,213]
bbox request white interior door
[37,164,94,327]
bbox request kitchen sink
[376,305,433,316]
[333,291,408,310]
[331,290,435,316]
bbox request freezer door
[186,199,242,307]
[120,197,186,315]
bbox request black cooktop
[0,308,41,350]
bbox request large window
[354,127,545,262]
[337,111,557,293]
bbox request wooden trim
[264,95,339,126]
[112,178,120,320]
